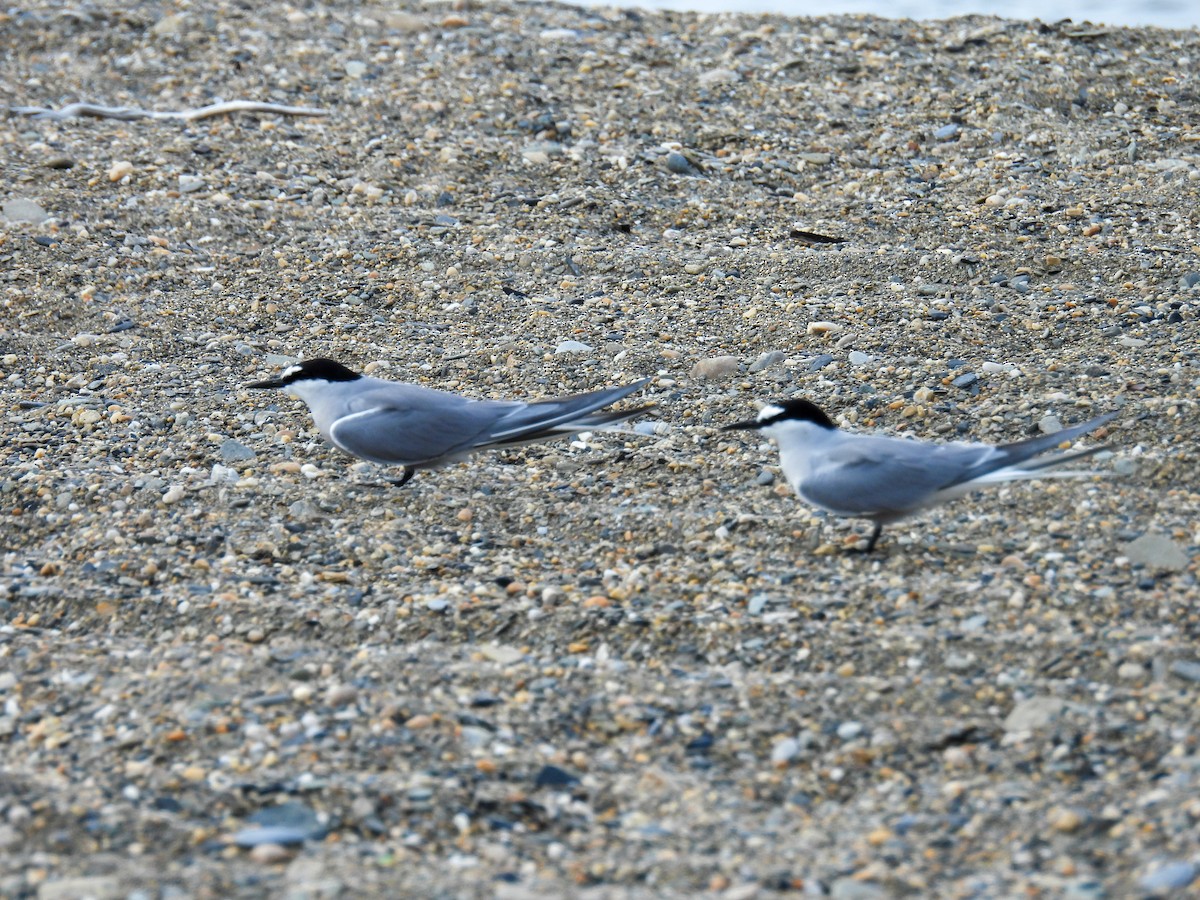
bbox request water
[574,0,1199,29]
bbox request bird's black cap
[723,398,837,431]
[246,358,362,389]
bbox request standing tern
[724,399,1117,552]
[248,358,652,486]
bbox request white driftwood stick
[10,101,329,122]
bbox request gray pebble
[554,340,593,354]
[1178,272,1200,289]
[808,353,835,372]
[1138,860,1196,894]
[848,351,873,365]
[1038,415,1063,434]
[747,594,769,616]
[755,469,775,486]
[836,721,863,740]
[220,438,257,464]
[770,736,799,763]
[934,123,960,141]
[961,614,988,632]
[1003,696,1066,733]
[178,175,205,193]
[1123,533,1189,572]
[1169,661,1200,684]
[665,151,696,175]
[3,198,49,224]
[951,372,978,389]
[748,350,786,373]
[288,500,322,520]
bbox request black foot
[858,523,883,554]
[388,466,415,488]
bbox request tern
[724,399,1116,552]
[249,358,652,486]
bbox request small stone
[151,13,187,36]
[249,842,293,864]
[3,198,49,224]
[522,141,563,164]
[178,174,205,193]
[951,372,978,389]
[848,350,873,365]
[162,485,186,505]
[934,123,960,140]
[539,28,579,40]
[698,68,740,86]
[1038,415,1063,434]
[665,151,697,174]
[220,439,257,464]
[690,356,739,380]
[44,156,75,170]
[1117,661,1145,680]
[108,160,134,182]
[747,593,769,615]
[748,350,786,373]
[1178,272,1200,289]
[797,151,832,165]
[1169,661,1200,683]
[210,464,239,484]
[836,721,863,740]
[1122,533,1189,572]
[288,500,322,520]
[325,684,358,707]
[534,765,580,787]
[808,353,835,372]
[344,60,367,78]
[771,737,800,765]
[1004,696,1066,733]
[755,470,775,486]
[554,340,593,354]
[1138,860,1196,894]
[291,685,314,703]
[478,644,525,664]
[806,321,839,335]
[1047,807,1086,833]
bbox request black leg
[389,466,415,488]
[863,522,883,553]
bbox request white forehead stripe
[758,404,785,421]
[281,365,303,379]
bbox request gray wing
[326,379,650,466]
[799,437,999,517]
[328,383,522,466]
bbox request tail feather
[482,404,655,449]
[993,411,1118,468]
[486,378,651,441]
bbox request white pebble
[806,321,839,335]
